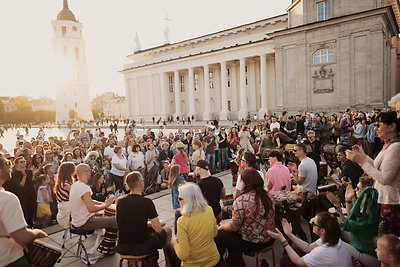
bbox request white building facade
[123,0,400,121]
[103,95,127,119]
[52,0,93,123]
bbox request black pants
[215,230,274,267]
[110,172,124,192]
[19,194,35,227]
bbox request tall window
[227,69,231,87]
[317,1,331,21]
[228,101,231,112]
[209,71,214,90]
[62,26,66,36]
[168,76,173,92]
[180,76,185,92]
[313,49,335,64]
[194,73,199,91]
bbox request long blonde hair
[168,164,181,188]
[179,183,208,216]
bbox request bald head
[76,163,90,182]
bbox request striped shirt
[56,182,71,202]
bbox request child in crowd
[168,164,185,210]
[44,163,57,222]
[102,159,112,187]
[36,174,52,228]
[376,234,400,267]
[158,160,170,190]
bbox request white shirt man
[288,143,318,196]
[70,164,116,230]
[0,153,47,266]
[270,117,281,132]
[104,139,116,160]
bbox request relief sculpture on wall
[312,66,335,94]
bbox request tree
[12,96,32,112]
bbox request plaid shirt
[230,191,275,243]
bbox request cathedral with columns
[122,0,400,121]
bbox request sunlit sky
[0,0,291,100]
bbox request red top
[173,152,189,174]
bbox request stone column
[148,75,154,119]
[258,54,268,118]
[160,72,169,119]
[238,58,247,120]
[134,78,140,117]
[220,61,228,120]
[174,70,181,118]
[188,67,195,118]
[203,65,212,121]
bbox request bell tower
[52,0,93,123]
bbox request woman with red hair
[215,168,275,266]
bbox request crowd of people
[1,92,400,267]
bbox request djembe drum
[97,204,117,255]
[27,239,62,267]
[283,144,298,164]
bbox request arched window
[313,49,335,64]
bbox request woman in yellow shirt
[170,182,220,267]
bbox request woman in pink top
[265,151,291,193]
[171,142,189,177]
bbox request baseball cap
[176,142,184,148]
[195,160,209,171]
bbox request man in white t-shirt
[233,152,266,199]
[270,116,281,132]
[0,153,47,266]
[70,164,116,230]
[104,138,116,160]
[288,143,318,197]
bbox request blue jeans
[6,256,30,267]
[206,153,215,173]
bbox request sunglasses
[293,149,298,152]
[178,197,184,201]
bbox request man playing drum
[70,163,116,231]
[116,171,172,260]
[0,152,48,267]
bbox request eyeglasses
[240,158,247,163]
[178,197,184,201]
[312,221,322,228]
